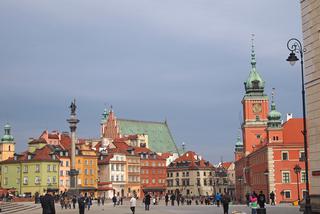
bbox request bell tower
[0,123,15,161]
[242,35,269,155]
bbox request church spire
[267,88,282,128]
[251,34,256,69]
[244,34,265,95]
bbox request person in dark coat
[170,194,176,206]
[258,191,266,208]
[112,195,117,207]
[40,189,56,214]
[144,193,151,210]
[221,194,231,214]
[78,193,86,214]
[72,195,77,209]
[165,193,169,206]
[270,191,275,205]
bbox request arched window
[8,146,11,151]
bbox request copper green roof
[267,101,282,128]
[117,119,178,153]
[1,123,14,142]
[244,37,265,95]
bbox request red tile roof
[221,162,232,169]
[159,152,172,159]
[169,151,214,169]
[283,118,304,144]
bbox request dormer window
[52,155,56,160]
[66,151,69,156]
[60,151,63,156]
[14,155,18,161]
[76,149,79,155]
[28,155,32,160]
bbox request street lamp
[286,38,312,214]
[264,169,269,203]
[294,164,302,203]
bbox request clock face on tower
[252,103,262,113]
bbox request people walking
[130,195,137,214]
[222,194,231,214]
[245,192,250,206]
[270,191,275,205]
[170,194,176,206]
[165,193,169,206]
[78,193,86,214]
[250,193,258,214]
[112,195,117,207]
[40,189,56,214]
[144,193,151,211]
[258,191,266,208]
[215,193,221,207]
[72,195,77,209]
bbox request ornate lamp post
[286,38,311,213]
[294,164,302,203]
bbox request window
[47,177,51,184]
[116,175,119,181]
[203,172,206,176]
[284,190,291,199]
[301,171,306,183]
[16,178,20,184]
[176,179,179,186]
[282,152,289,160]
[85,169,88,175]
[3,166,8,173]
[66,161,69,167]
[203,179,207,186]
[111,176,114,181]
[35,177,40,184]
[90,169,93,175]
[176,172,179,177]
[197,179,201,186]
[152,179,155,184]
[186,172,189,177]
[24,165,28,173]
[52,176,56,184]
[85,179,88,185]
[282,171,290,183]
[121,175,124,181]
[47,165,51,172]
[300,151,305,161]
[60,170,64,176]
[60,179,63,186]
[53,165,57,172]
[23,177,28,185]
[146,179,149,184]
[85,160,88,165]
[17,166,20,173]
[35,164,40,172]
[4,177,8,185]
[90,160,93,165]
[197,171,200,177]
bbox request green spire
[267,88,282,128]
[235,135,243,152]
[1,123,14,142]
[100,108,109,124]
[244,34,265,95]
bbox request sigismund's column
[67,99,80,190]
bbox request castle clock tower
[242,37,269,156]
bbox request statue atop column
[69,99,77,115]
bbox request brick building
[235,44,306,204]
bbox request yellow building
[0,124,15,161]
[76,142,98,195]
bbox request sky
[0,0,303,163]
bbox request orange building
[234,45,306,204]
[135,147,166,198]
